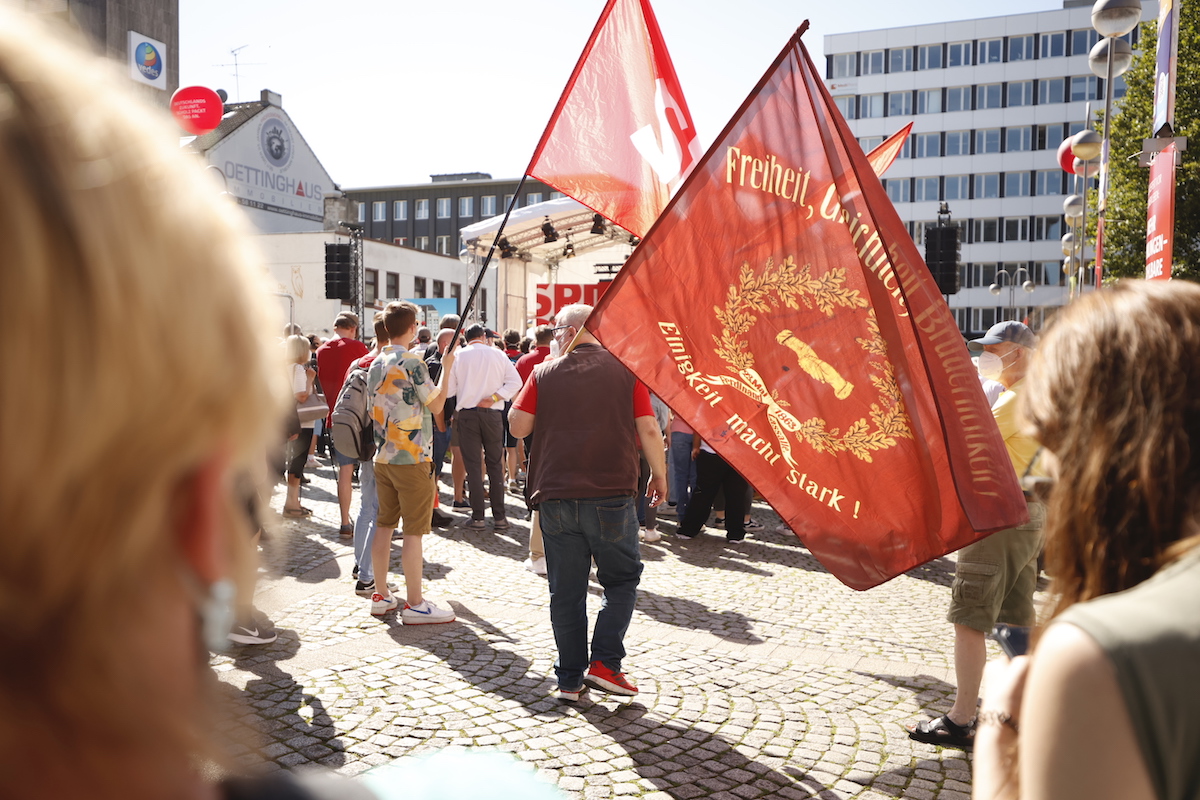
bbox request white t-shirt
[293,362,316,430]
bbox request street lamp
[989,266,1036,320]
[1089,0,1142,285]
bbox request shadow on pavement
[632,587,764,644]
[903,556,956,586]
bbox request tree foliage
[1099,1,1200,281]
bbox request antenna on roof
[213,45,265,102]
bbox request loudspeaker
[924,226,961,295]
[324,242,353,301]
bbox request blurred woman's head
[1022,280,1200,616]
[0,8,289,791]
[287,334,312,365]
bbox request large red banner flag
[527,0,701,239]
[588,26,1027,590]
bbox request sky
[180,0,1062,190]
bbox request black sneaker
[355,579,398,598]
[229,610,278,645]
[352,563,360,579]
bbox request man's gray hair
[556,303,592,331]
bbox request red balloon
[170,86,224,136]
[1057,137,1076,174]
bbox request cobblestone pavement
[213,456,1044,799]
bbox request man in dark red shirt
[515,325,553,385]
[316,312,369,536]
[509,304,666,703]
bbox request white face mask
[977,350,1009,381]
[548,338,561,358]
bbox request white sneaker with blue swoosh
[402,599,456,625]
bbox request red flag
[527,0,701,239]
[867,123,912,177]
[588,25,1027,590]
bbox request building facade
[824,0,1153,334]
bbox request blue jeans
[540,496,643,689]
[669,432,698,516]
[353,461,377,583]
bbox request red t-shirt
[515,346,552,385]
[513,373,653,418]
[316,335,369,413]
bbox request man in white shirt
[446,324,523,529]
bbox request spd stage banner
[588,25,1027,590]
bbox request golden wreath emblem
[708,255,912,465]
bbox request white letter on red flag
[526,0,701,239]
[587,27,1027,590]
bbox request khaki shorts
[375,461,435,534]
[947,501,1045,632]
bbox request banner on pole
[1146,143,1177,280]
[587,26,1027,590]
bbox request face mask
[548,338,561,358]
[977,351,1008,381]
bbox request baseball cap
[968,320,1036,351]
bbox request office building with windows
[824,0,1153,334]
[345,174,558,257]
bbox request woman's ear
[175,448,232,585]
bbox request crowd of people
[3,8,1198,800]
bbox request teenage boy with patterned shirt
[366,301,456,622]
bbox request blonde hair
[0,8,289,778]
[286,333,311,365]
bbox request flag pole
[450,175,529,346]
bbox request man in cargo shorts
[907,321,1044,749]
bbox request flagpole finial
[796,20,810,37]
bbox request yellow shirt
[992,377,1039,480]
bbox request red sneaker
[583,660,638,696]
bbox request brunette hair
[1022,280,1200,619]
[383,301,418,340]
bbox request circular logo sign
[135,42,162,80]
[170,86,224,136]
[259,112,292,170]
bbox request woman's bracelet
[977,710,1020,734]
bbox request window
[975,173,1000,198]
[885,178,910,203]
[526,192,543,205]
[1005,172,1031,197]
[973,219,1000,242]
[979,39,1003,63]
[372,201,386,222]
[915,177,940,201]
[1004,219,1030,241]
[393,237,406,246]
[386,272,399,299]
[432,280,444,298]
[364,269,378,304]
[394,200,407,220]
[450,283,461,310]
[834,95,857,119]
[1008,81,1034,107]
[946,86,971,112]
[1071,29,1099,56]
[1007,126,1033,152]
[1071,76,1099,101]
[976,128,1002,154]
[1034,216,1063,240]
[913,132,941,158]
[889,47,913,72]
[918,44,942,70]
[830,53,856,78]
[459,197,473,217]
[948,41,972,67]
[503,194,514,210]
[481,195,496,217]
[916,89,942,114]
[550,191,564,199]
[415,199,429,220]
[862,50,885,75]
[859,136,884,151]
[945,130,970,156]
[972,264,998,288]
[356,202,365,223]
[436,198,451,219]
[416,236,429,250]
[1039,77,1066,104]
[1042,260,1064,286]
[1008,35,1035,61]
[1036,123,1065,150]
[414,277,427,298]
[1113,74,1128,100]
[977,83,1003,109]
[972,307,999,332]
[435,235,450,255]
[888,92,912,116]
[860,94,884,118]
[945,175,970,200]
[1041,32,1066,58]
[1036,170,1063,195]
